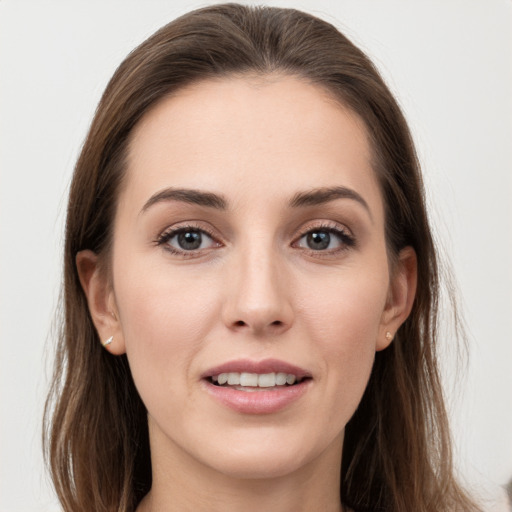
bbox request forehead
[123,75,383,217]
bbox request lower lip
[202,380,311,414]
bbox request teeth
[275,372,287,385]
[227,373,240,385]
[286,374,296,385]
[211,371,300,387]
[258,373,275,387]
[240,372,258,386]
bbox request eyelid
[293,220,354,240]
[291,220,356,253]
[153,219,355,258]
[155,222,223,256]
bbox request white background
[1,1,511,510]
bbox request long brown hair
[44,4,481,511]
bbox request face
[83,76,414,481]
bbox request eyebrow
[289,186,372,218]
[141,187,227,214]
[140,185,371,219]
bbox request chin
[193,426,338,481]
[209,448,309,480]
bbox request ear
[76,250,126,355]
[377,246,418,351]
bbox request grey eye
[177,231,202,250]
[305,231,331,250]
[298,230,343,251]
[168,229,215,251]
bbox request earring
[102,336,113,347]
[385,331,393,341]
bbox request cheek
[299,266,388,347]
[297,267,388,416]
[112,258,221,397]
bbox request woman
[43,4,482,511]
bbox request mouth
[208,371,310,392]
[201,359,312,413]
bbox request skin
[77,76,417,512]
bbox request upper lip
[201,358,311,380]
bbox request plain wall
[1,1,511,510]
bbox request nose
[221,244,294,337]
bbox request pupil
[307,231,330,250]
[178,231,202,250]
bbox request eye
[156,226,219,254]
[295,225,355,252]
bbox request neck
[137,420,345,512]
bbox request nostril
[229,317,290,332]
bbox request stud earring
[385,331,393,341]
[102,336,113,347]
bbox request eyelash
[155,223,220,258]
[293,222,355,257]
[154,222,355,257]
